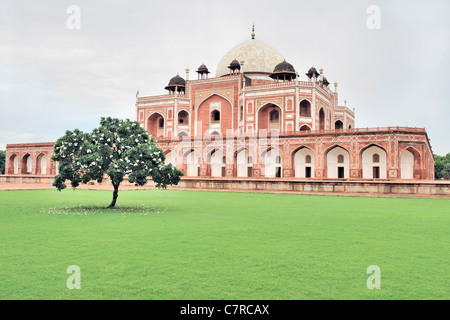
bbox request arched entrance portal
[262,148,282,178]
[164,151,177,166]
[400,149,414,179]
[147,113,165,138]
[294,148,315,178]
[9,154,19,174]
[236,149,253,177]
[258,104,282,134]
[400,147,421,179]
[36,153,47,175]
[362,146,387,179]
[185,150,201,177]
[208,149,225,177]
[22,154,32,174]
[326,146,349,178]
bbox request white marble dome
[216,39,285,77]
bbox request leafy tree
[0,150,5,174]
[443,163,450,180]
[434,154,445,179]
[52,117,184,207]
[434,153,450,180]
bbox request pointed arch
[207,148,226,177]
[36,153,47,175]
[299,124,311,132]
[334,120,343,130]
[318,108,325,131]
[146,112,165,138]
[235,147,253,177]
[178,110,189,125]
[261,147,283,178]
[257,103,283,134]
[196,94,232,136]
[22,153,32,174]
[292,146,315,178]
[299,99,311,117]
[360,144,387,179]
[196,92,233,109]
[164,149,177,166]
[400,147,421,179]
[184,149,201,177]
[211,109,221,122]
[8,153,19,174]
[325,145,350,178]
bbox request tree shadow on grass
[41,204,169,215]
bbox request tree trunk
[107,182,120,208]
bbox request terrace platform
[1,175,449,198]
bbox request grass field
[0,188,448,300]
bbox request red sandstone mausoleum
[5,29,443,195]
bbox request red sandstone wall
[5,143,57,175]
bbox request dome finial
[251,23,255,39]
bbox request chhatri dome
[215,25,285,77]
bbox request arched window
[269,109,279,122]
[305,155,312,164]
[9,154,19,174]
[22,154,32,174]
[240,105,244,121]
[373,153,380,163]
[335,120,343,130]
[337,154,344,163]
[211,110,220,122]
[299,125,311,132]
[319,108,325,130]
[147,113,165,138]
[178,110,189,124]
[300,100,311,117]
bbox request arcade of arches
[159,136,433,180]
[5,143,57,176]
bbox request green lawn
[0,188,448,299]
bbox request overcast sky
[0,0,449,155]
